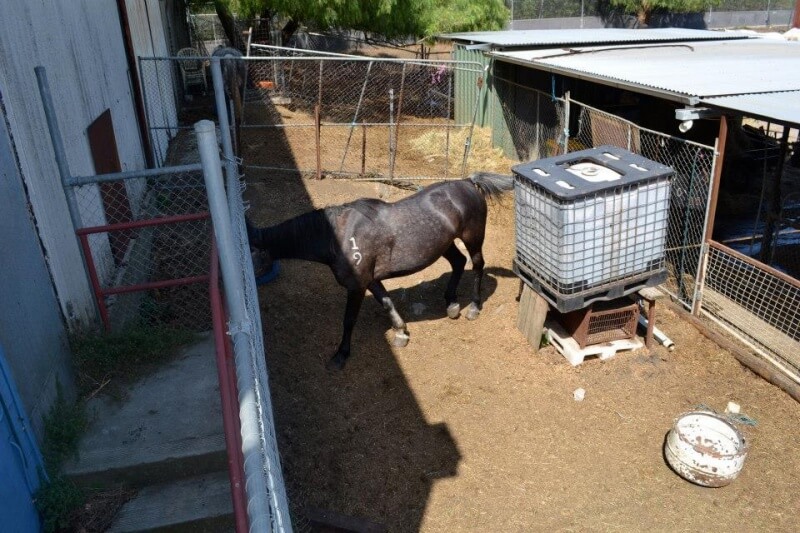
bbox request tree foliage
[607,0,721,25]
[201,0,508,43]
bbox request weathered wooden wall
[0,0,176,439]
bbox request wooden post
[703,116,728,245]
[516,283,550,352]
[759,127,790,263]
[315,104,322,180]
[361,124,367,178]
[392,64,407,180]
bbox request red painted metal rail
[76,212,249,530]
[76,212,211,331]
[209,238,249,533]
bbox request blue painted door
[0,346,45,532]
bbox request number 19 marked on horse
[246,172,514,370]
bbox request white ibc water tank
[513,145,673,312]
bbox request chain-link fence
[569,102,715,307]
[506,0,796,27]
[195,108,293,531]
[140,53,489,181]
[241,54,485,179]
[491,73,799,384]
[491,75,566,162]
[68,166,211,332]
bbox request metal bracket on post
[691,242,710,316]
[227,320,253,337]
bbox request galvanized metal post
[208,58,292,532]
[562,91,571,155]
[315,105,322,180]
[35,67,82,230]
[445,70,452,178]
[210,58,240,186]
[195,119,275,532]
[34,65,100,325]
[137,57,158,166]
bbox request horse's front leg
[368,280,409,348]
[327,288,366,371]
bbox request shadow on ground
[242,113,463,529]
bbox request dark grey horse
[246,172,513,370]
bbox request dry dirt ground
[232,58,800,528]
[243,167,800,532]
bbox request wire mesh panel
[227,163,293,533]
[195,116,293,532]
[491,76,566,161]
[71,169,211,331]
[140,54,486,181]
[702,242,800,379]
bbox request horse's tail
[468,171,514,199]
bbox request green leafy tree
[607,0,721,26]
[200,0,507,47]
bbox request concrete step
[63,332,228,488]
[108,471,233,532]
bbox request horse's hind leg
[443,243,467,319]
[462,242,485,321]
[369,281,409,347]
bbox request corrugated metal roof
[701,91,800,125]
[490,39,800,107]
[440,28,749,48]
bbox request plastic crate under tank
[512,145,673,313]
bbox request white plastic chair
[176,47,208,95]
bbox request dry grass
[407,125,518,176]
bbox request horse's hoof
[465,303,481,321]
[447,303,461,319]
[325,354,346,371]
[392,331,410,348]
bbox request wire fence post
[196,120,284,532]
[389,88,395,181]
[208,56,293,532]
[340,60,374,172]
[562,91,571,154]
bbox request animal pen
[54,42,799,529]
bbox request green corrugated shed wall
[452,45,490,127]
[452,44,517,160]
